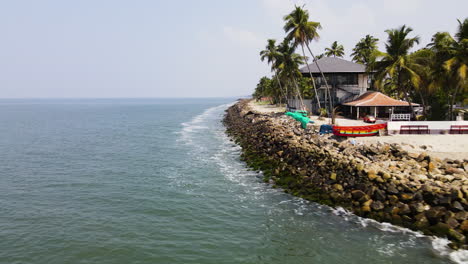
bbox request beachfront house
[299,57,370,112]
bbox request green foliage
[258,3,467,121]
[374,25,421,116]
[283,5,321,47]
[297,76,314,99]
[351,35,382,77]
[253,77,274,102]
[325,41,345,58]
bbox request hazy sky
[1,0,467,98]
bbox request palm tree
[351,35,381,89]
[275,39,307,110]
[444,18,468,120]
[283,5,332,114]
[427,18,468,120]
[314,53,325,61]
[325,41,345,57]
[374,25,421,117]
[260,39,287,104]
[351,35,380,65]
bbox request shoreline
[224,99,468,249]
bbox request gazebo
[342,91,419,119]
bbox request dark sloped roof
[300,57,366,73]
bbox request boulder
[371,201,385,211]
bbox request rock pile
[224,100,468,249]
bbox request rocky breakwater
[224,100,468,249]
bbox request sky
[0,0,467,98]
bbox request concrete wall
[358,73,368,90]
[388,121,468,134]
[288,99,314,113]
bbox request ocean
[0,98,466,264]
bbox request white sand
[248,101,468,160]
[248,101,286,113]
[354,135,468,160]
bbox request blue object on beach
[319,124,333,134]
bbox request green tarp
[285,111,311,129]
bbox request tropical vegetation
[325,41,345,58]
[254,5,467,120]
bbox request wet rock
[426,207,447,224]
[448,229,465,243]
[367,170,378,181]
[453,201,465,212]
[351,190,366,200]
[397,203,411,215]
[387,184,399,195]
[374,189,386,201]
[410,202,426,214]
[455,211,468,221]
[461,220,468,233]
[333,184,343,192]
[371,201,384,211]
[400,193,414,201]
[429,222,450,236]
[446,217,460,229]
[414,215,430,229]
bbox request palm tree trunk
[305,44,333,115]
[292,76,306,111]
[417,90,428,118]
[274,69,288,107]
[300,44,321,111]
[449,85,461,120]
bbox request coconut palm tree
[374,25,421,117]
[443,18,468,119]
[275,39,307,110]
[283,5,332,113]
[314,53,325,61]
[324,41,345,58]
[351,35,380,65]
[425,19,468,120]
[351,35,382,89]
[260,39,287,104]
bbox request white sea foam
[331,207,468,263]
[177,103,233,145]
[432,238,468,264]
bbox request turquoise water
[0,98,466,264]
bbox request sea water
[0,98,466,264]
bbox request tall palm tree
[275,39,307,110]
[283,5,332,113]
[444,18,468,119]
[374,25,421,117]
[260,39,287,104]
[351,35,380,65]
[427,18,468,120]
[351,35,381,89]
[324,41,345,58]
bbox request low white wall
[388,121,468,134]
